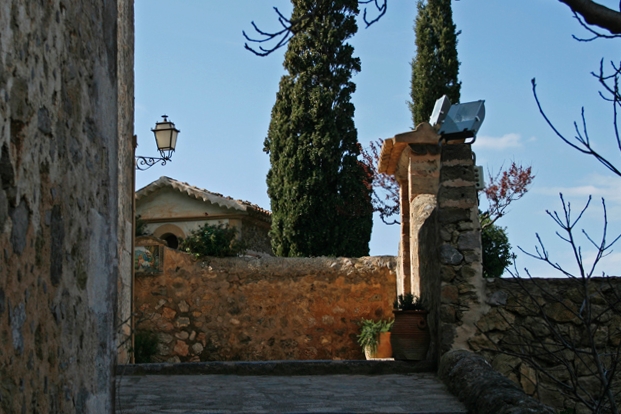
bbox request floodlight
[438,100,485,142]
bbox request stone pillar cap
[378,122,440,175]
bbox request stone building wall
[134,248,396,362]
[0,1,133,413]
[116,0,136,365]
[467,277,621,412]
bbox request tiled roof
[136,176,271,217]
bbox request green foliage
[481,215,514,278]
[133,330,158,364]
[180,223,246,258]
[264,0,373,258]
[393,293,426,311]
[410,0,461,126]
[357,318,394,354]
[135,215,149,237]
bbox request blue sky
[135,1,621,277]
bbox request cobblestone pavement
[114,373,467,414]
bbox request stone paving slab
[114,373,467,414]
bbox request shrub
[133,330,158,363]
[357,319,394,355]
[180,223,246,258]
[481,218,514,278]
[135,215,149,237]
[393,293,426,311]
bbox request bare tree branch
[559,0,621,35]
[360,0,387,27]
[244,1,388,57]
[532,78,621,177]
[572,11,621,41]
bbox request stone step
[117,359,435,376]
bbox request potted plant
[357,318,394,359]
[391,293,429,361]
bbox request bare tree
[477,195,621,413]
[243,0,387,56]
[534,1,621,178]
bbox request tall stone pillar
[407,141,441,297]
[435,144,484,358]
[378,123,440,298]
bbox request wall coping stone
[117,359,434,376]
[438,350,554,414]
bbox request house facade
[136,176,272,255]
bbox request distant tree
[360,138,400,225]
[264,0,373,257]
[479,162,534,277]
[480,213,514,278]
[481,162,535,229]
[409,0,461,126]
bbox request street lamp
[135,115,180,170]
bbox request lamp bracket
[135,155,170,171]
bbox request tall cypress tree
[409,0,461,126]
[264,0,373,258]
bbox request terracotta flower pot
[364,332,392,359]
[391,310,429,361]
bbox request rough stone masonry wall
[467,277,621,412]
[434,144,485,360]
[135,249,396,362]
[116,0,136,364]
[0,2,133,413]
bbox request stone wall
[134,248,396,362]
[439,350,554,414]
[467,277,621,412]
[0,1,133,413]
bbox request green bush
[133,330,158,363]
[481,216,514,278]
[180,223,246,258]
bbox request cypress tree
[409,0,461,126]
[264,0,373,257]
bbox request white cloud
[535,173,621,204]
[535,173,621,225]
[475,133,522,150]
